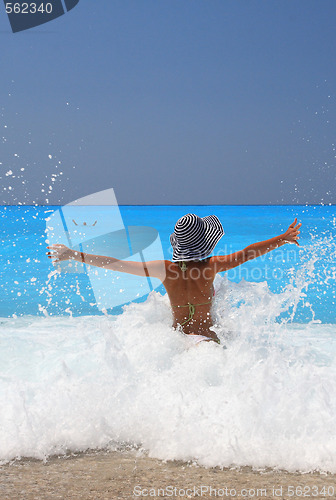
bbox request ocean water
[0,205,336,472]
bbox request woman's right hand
[47,244,73,263]
[282,218,302,246]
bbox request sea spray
[0,274,335,471]
[0,205,335,470]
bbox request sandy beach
[1,450,335,500]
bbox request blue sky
[1,0,336,205]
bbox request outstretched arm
[47,244,167,281]
[211,218,301,273]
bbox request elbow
[244,249,257,262]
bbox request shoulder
[208,256,229,274]
[164,260,179,273]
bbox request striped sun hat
[170,213,224,262]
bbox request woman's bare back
[162,260,219,341]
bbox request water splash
[0,273,335,470]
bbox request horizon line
[0,203,335,207]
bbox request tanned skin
[47,219,301,343]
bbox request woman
[47,214,301,345]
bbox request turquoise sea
[0,205,335,471]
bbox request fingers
[47,255,58,261]
[46,249,60,261]
[288,219,302,243]
[289,218,297,228]
[47,244,65,249]
[289,219,302,230]
[46,243,66,255]
[46,243,67,265]
[285,219,301,245]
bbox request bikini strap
[172,299,212,325]
[178,261,187,271]
[180,303,195,326]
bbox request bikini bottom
[185,334,227,349]
[185,334,219,345]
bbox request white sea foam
[0,275,335,472]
